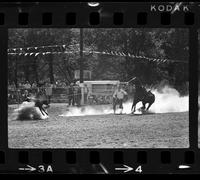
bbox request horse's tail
[150,92,155,103]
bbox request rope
[7,44,187,64]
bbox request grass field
[8,103,189,148]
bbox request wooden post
[80,28,83,83]
[14,56,18,88]
[48,54,54,84]
[33,56,39,84]
[80,28,84,105]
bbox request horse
[138,90,155,112]
[25,91,50,116]
[128,77,155,113]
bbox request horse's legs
[146,96,155,111]
[37,103,48,116]
[133,105,136,112]
[38,107,45,116]
[146,102,153,111]
[142,102,146,110]
[131,100,137,113]
[41,106,48,116]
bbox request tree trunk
[14,57,18,88]
[33,57,39,84]
[48,54,54,83]
[80,28,83,83]
[23,57,30,82]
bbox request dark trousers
[113,98,123,111]
[84,94,88,104]
[76,95,81,106]
[69,96,75,106]
[47,95,51,104]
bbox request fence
[8,87,70,104]
[7,86,123,105]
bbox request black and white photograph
[8,28,189,148]
[198,29,200,147]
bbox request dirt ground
[8,103,189,148]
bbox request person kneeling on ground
[113,85,127,114]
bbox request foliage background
[8,28,189,95]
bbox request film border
[0,2,199,174]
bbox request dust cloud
[60,86,189,117]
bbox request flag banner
[7,46,187,64]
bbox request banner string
[7,45,188,64]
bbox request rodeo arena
[8,28,189,148]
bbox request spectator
[22,90,30,102]
[24,81,31,89]
[45,81,53,104]
[10,82,16,90]
[73,82,81,106]
[73,83,78,106]
[18,82,23,89]
[68,83,75,106]
[38,81,45,93]
[84,84,89,104]
[77,85,82,106]
[31,81,37,89]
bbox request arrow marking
[19,165,36,172]
[178,165,191,169]
[115,165,133,173]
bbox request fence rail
[7,87,118,105]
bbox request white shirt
[113,89,127,99]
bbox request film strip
[0,1,200,174]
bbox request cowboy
[68,83,75,106]
[113,84,128,114]
[45,81,53,104]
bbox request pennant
[25,53,29,56]
[113,51,118,55]
[115,51,119,56]
[35,53,40,56]
[118,52,123,56]
[111,51,114,55]
[122,52,126,56]
[30,53,34,56]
